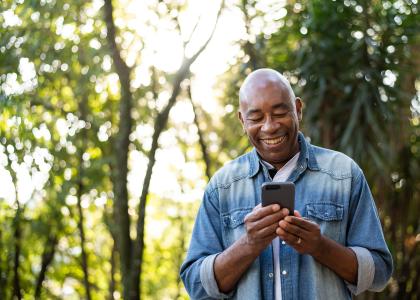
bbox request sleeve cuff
[200,253,235,299]
[346,246,375,295]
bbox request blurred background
[0,0,418,299]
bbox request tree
[265,1,419,298]
[1,0,115,298]
[216,0,419,298]
[102,0,224,298]
[1,0,417,298]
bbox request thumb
[294,210,302,217]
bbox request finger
[278,220,306,238]
[252,208,289,231]
[257,222,281,238]
[245,204,281,222]
[294,210,302,217]
[284,216,317,231]
[261,232,278,244]
[276,227,301,245]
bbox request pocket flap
[306,203,343,221]
[222,209,251,229]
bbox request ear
[238,110,244,122]
[238,111,246,133]
[295,97,303,121]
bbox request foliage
[0,0,418,299]
[215,0,419,299]
[219,0,419,299]
[1,0,218,298]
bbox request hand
[243,204,289,254]
[214,204,289,293]
[276,210,323,255]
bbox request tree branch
[184,0,225,63]
[103,0,131,79]
[187,84,212,180]
[130,1,225,299]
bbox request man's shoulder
[208,151,255,189]
[310,144,360,179]
[311,144,353,162]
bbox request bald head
[239,68,296,110]
[237,68,302,169]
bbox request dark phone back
[261,182,295,215]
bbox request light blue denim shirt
[180,132,393,300]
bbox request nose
[261,116,280,133]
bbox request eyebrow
[246,103,290,116]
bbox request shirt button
[268,273,273,278]
[281,241,286,245]
[282,270,287,276]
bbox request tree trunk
[131,4,224,297]
[0,228,5,299]
[12,205,22,300]
[103,1,223,298]
[103,0,133,298]
[8,155,23,300]
[34,234,58,299]
[108,241,117,300]
[173,182,188,300]
[174,214,186,300]
[76,176,92,300]
[74,84,93,299]
[130,65,188,300]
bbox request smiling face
[238,69,302,169]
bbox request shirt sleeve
[180,187,234,299]
[345,163,393,295]
[200,253,235,298]
[345,246,375,295]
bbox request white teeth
[262,136,285,145]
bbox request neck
[272,151,300,170]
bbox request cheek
[246,126,260,137]
[290,116,300,127]
[283,119,298,131]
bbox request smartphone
[261,182,295,215]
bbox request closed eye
[273,113,288,118]
[247,117,263,123]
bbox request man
[180,69,393,299]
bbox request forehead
[241,82,293,113]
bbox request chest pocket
[305,203,344,241]
[222,208,252,247]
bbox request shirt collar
[261,151,300,181]
[248,132,319,178]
